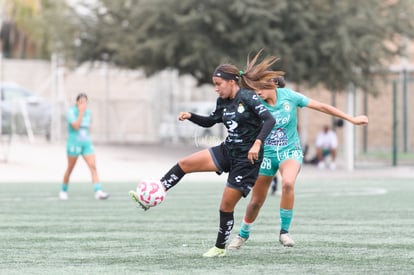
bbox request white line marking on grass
[330,188,388,196]
[298,188,388,197]
[0,197,23,201]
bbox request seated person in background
[270,171,282,196]
[315,125,337,170]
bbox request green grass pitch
[0,177,413,274]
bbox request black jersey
[189,88,275,159]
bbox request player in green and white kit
[59,93,109,200]
[228,77,368,249]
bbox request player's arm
[71,110,86,130]
[179,112,217,127]
[71,113,85,130]
[70,102,87,130]
[306,99,368,125]
[247,99,276,164]
[256,109,275,143]
[248,110,275,164]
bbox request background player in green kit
[129,50,283,257]
[59,93,110,201]
[228,77,368,249]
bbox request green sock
[93,183,102,192]
[61,183,68,192]
[280,208,293,233]
[239,217,253,239]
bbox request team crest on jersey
[283,102,291,112]
[237,103,245,113]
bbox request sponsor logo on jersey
[227,120,238,131]
[265,128,288,146]
[256,104,267,114]
[276,149,304,161]
[275,114,291,125]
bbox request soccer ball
[136,179,166,207]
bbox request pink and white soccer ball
[136,179,166,207]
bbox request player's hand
[178,112,191,121]
[352,115,369,125]
[248,139,262,164]
[77,98,88,113]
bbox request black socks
[215,211,234,249]
[160,163,186,191]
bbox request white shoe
[317,162,325,169]
[95,190,110,200]
[279,233,295,247]
[59,191,68,201]
[227,235,248,250]
[329,163,336,170]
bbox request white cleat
[317,161,325,170]
[227,235,248,250]
[95,190,110,200]
[59,191,68,200]
[279,233,295,247]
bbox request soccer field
[1,177,413,275]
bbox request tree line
[2,0,414,93]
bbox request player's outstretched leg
[129,190,150,211]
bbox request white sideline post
[19,101,34,143]
[50,53,62,141]
[344,85,355,171]
[0,52,2,136]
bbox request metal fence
[0,58,413,167]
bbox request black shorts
[209,143,263,197]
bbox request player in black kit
[130,50,283,257]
